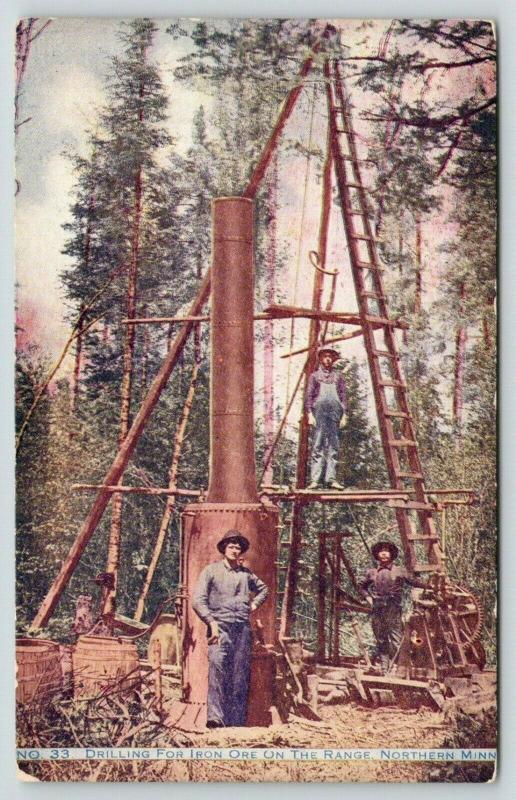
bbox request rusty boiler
[180,197,279,726]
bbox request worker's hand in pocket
[308,412,316,426]
[339,414,348,428]
[208,621,219,644]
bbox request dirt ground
[18,700,484,783]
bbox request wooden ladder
[324,58,442,575]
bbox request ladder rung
[362,293,386,301]
[345,208,375,218]
[356,261,384,272]
[388,438,417,447]
[351,233,375,242]
[407,534,439,541]
[379,379,407,388]
[372,348,398,358]
[395,471,424,479]
[344,182,366,190]
[385,410,410,418]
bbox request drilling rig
[22,25,493,727]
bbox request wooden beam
[121,313,273,325]
[30,272,211,631]
[122,315,210,324]
[73,484,202,497]
[265,303,408,328]
[243,50,319,199]
[280,328,366,359]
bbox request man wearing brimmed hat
[305,347,348,489]
[359,540,430,673]
[192,531,268,728]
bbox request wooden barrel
[16,638,63,705]
[72,635,140,699]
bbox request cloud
[39,67,105,155]
[16,152,77,358]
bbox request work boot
[328,481,345,490]
[307,481,320,490]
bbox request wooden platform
[261,487,414,503]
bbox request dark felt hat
[217,531,250,554]
[318,347,341,362]
[371,540,399,561]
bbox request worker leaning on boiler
[191,531,269,728]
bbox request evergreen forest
[15,18,496,667]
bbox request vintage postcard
[15,17,497,782]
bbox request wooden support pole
[30,48,318,631]
[265,304,408,328]
[134,356,200,622]
[152,639,163,716]
[332,537,341,664]
[243,49,319,199]
[280,115,333,638]
[317,533,327,662]
[29,273,210,631]
[72,484,202,497]
[122,315,210,324]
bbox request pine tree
[59,19,198,622]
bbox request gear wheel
[448,583,484,645]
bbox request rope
[283,82,318,441]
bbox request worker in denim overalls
[305,347,348,489]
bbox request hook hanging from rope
[309,249,338,277]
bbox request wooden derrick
[30,48,319,631]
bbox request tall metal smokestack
[208,198,258,504]
[179,197,278,729]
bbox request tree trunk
[140,303,150,391]
[263,154,277,484]
[414,214,423,315]
[398,221,409,347]
[453,281,468,428]
[70,304,85,413]
[103,54,147,622]
[103,165,143,622]
[15,19,52,135]
[15,20,35,126]
[134,340,200,621]
[70,190,96,412]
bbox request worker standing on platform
[192,532,268,728]
[359,541,429,673]
[305,347,348,489]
